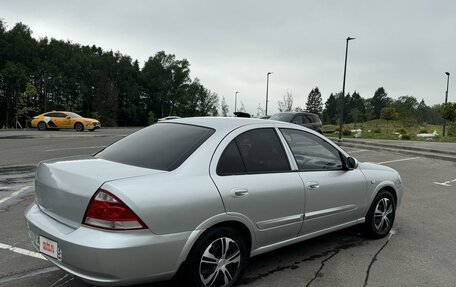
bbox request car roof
[165,117,277,131]
[273,111,318,116]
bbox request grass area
[323,120,456,143]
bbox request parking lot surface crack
[363,232,394,287]
[305,249,339,287]
[240,235,364,285]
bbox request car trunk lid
[35,155,164,229]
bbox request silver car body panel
[34,156,164,229]
[25,117,404,286]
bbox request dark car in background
[270,112,323,134]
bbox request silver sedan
[25,117,403,286]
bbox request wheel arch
[176,215,255,272]
[369,182,398,210]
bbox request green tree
[346,91,365,127]
[306,87,323,114]
[221,96,229,117]
[371,87,391,119]
[322,93,339,125]
[17,83,39,127]
[441,102,456,122]
[380,107,398,133]
[393,95,418,127]
[442,102,456,136]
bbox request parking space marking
[0,242,45,260]
[0,266,59,285]
[348,149,368,153]
[377,157,420,165]
[434,179,456,187]
[45,145,106,152]
[0,185,32,205]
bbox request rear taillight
[83,189,147,230]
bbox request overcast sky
[1,0,455,115]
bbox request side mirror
[346,157,359,170]
[66,116,71,119]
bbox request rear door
[210,125,305,247]
[54,112,72,128]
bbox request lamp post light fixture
[265,72,273,116]
[443,72,450,137]
[338,37,356,141]
[234,91,240,113]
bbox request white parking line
[434,179,456,187]
[0,185,32,205]
[348,149,367,153]
[45,145,106,152]
[377,157,420,165]
[0,242,45,260]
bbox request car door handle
[306,182,320,190]
[231,188,249,197]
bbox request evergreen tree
[306,87,323,114]
[322,93,339,125]
[370,87,391,119]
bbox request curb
[336,142,456,162]
[335,138,456,156]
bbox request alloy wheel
[199,237,241,287]
[373,197,393,232]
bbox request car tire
[363,190,396,239]
[38,122,47,131]
[184,227,248,287]
[74,122,84,132]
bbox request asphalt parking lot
[1,128,456,287]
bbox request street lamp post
[234,91,240,113]
[265,72,273,116]
[338,37,356,141]
[443,72,450,137]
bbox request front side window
[66,112,82,118]
[233,128,290,174]
[280,129,342,171]
[96,123,214,171]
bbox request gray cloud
[1,0,455,114]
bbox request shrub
[396,128,407,135]
[419,129,428,133]
[374,128,381,133]
[147,111,156,125]
[343,129,352,136]
[322,125,337,133]
[401,134,411,140]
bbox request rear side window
[96,123,214,171]
[218,128,290,175]
[217,141,246,175]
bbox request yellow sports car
[31,111,101,132]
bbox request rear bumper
[25,203,191,286]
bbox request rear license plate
[39,236,61,260]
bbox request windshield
[270,113,295,122]
[95,123,215,171]
[66,112,82,118]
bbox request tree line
[277,86,452,129]
[0,21,219,128]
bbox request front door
[279,128,367,235]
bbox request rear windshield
[95,123,214,171]
[270,113,294,122]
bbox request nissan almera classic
[25,117,403,287]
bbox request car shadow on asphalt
[131,226,368,287]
